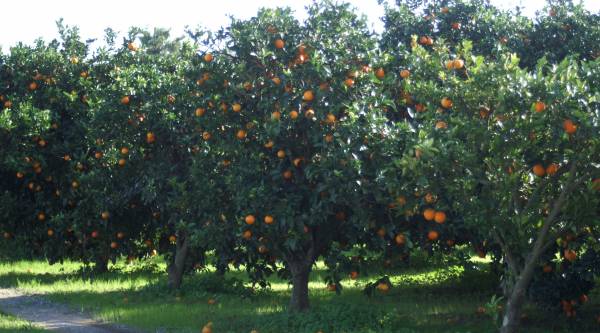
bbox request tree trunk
[167,232,189,290]
[288,260,311,312]
[499,259,537,333]
[93,256,108,274]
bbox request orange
[435,121,448,129]
[169,235,177,243]
[242,230,252,240]
[542,264,552,273]
[564,249,577,262]
[91,231,99,238]
[101,211,110,220]
[117,232,125,239]
[350,271,359,280]
[532,164,546,177]
[396,196,407,206]
[264,140,274,149]
[258,245,268,254]
[271,111,281,120]
[427,230,439,241]
[445,60,454,70]
[201,322,213,333]
[195,107,206,117]
[424,193,435,203]
[293,157,303,167]
[534,101,546,113]
[423,208,435,221]
[304,109,315,119]
[121,96,130,105]
[327,283,337,292]
[203,53,213,63]
[303,90,314,101]
[344,78,354,87]
[3,100,12,108]
[28,82,38,91]
[47,229,54,237]
[271,77,281,85]
[146,132,156,144]
[245,214,256,225]
[16,172,24,179]
[120,147,129,155]
[434,211,446,224]
[232,103,242,112]
[546,163,559,176]
[277,150,286,159]
[325,113,336,125]
[282,170,293,180]
[375,68,385,79]
[441,97,453,109]
[264,215,274,224]
[274,39,285,49]
[451,22,461,30]
[376,282,390,293]
[37,212,46,221]
[415,103,426,112]
[452,59,464,69]
[127,42,138,51]
[202,131,211,141]
[400,69,410,79]
[236,129,247,140]
[290,110,299,119]
[441,6,449,13]
[94,151,103,159]
[110,242,119,249]
[395,234,406,246]
[563,119,577,134]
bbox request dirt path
[0,288,144,333]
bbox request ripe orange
[146,132,156,144]
[258,245,268,254]
[117,232,125,239]
[264,140,274,149]
[236,129,247,140]
[434,211,447,224]
[542,264,553,273]
[441,97,453,109]
[563,119,577,134]
[28,82,38,91]
[232,103,242,112]
[3,100,12,108]
[546,163,559,176]
[293,157,303,167]
[395,234,406,246]
[304,109,315,119]
[127,42,138,51]
[94,151,103,159]
[271,77,281,85]
[16,172,24,179]
[202,131,211,141]
[277,150,286,159]
[71,180,80,189]
[375,68,385,79]
[271,111,281,120]
[376,282,390,293]
[110,242,118,249]
[201,322,213,333]
[264,215,274,224]
[47,229,54,237]
[242,230,252,240]
[169,235,177,243]
[400,69,410,79]
[91,231,99,238]
[101,211,110,220]
[532,164,546,177]
[120,147,129,155]
[344,78,354,87]
[424,193,435,203]
[282,170,293,180]
[564,249,577,262]
[303,90,314,101]
[37,212,46,221]
[435,120,448,129]
[327,283,337,292]
[290,110,299,119]
[427,230,439,241]
[319,82,329,91]
[451,22,461,30]
[423,208,435,221]
[452,59,464,69]
[534,101,546,113]
[350,271,359,280]
[121,96,130,105]
[324,134,334,143]
[325,113,336,125]
[274,39,285,49]
[245,215,256,225]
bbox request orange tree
[204,3,388,311]
[379,31,599,332]
[0,23,93,262]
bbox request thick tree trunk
[167,232,189,290]
[500,260,536,333]
[288,261,311,312]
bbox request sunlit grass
[0,257,597,333]
[0,312,46,332]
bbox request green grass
[0,258,598,333]
[0,312,46,332]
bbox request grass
[0,256,598,333]
[0,312,46,332]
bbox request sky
[1,0,599,49]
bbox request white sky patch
[0,0,598,49]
